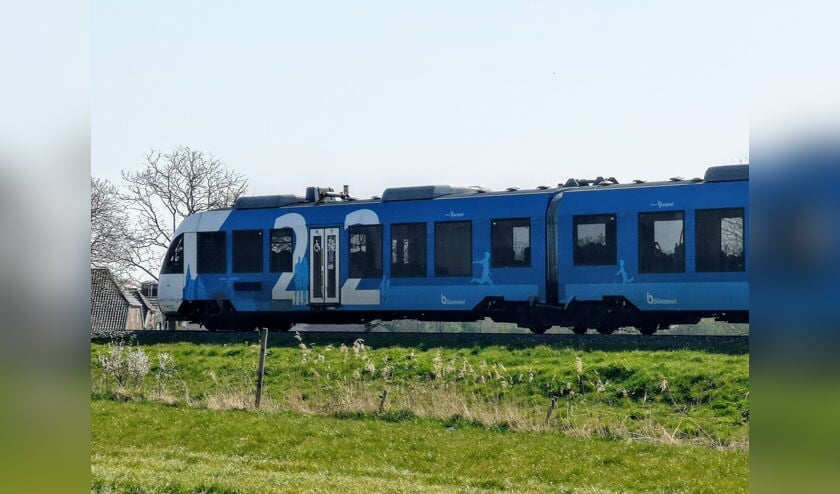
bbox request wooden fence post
[545,396,559,426]
[378,389,389,413]
[255,328,269,408]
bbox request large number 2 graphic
[341,209,381,305]
[271,213,307,303]
[271,209,382,305]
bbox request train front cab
[157,210,234,323]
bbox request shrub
[97,339,152,390]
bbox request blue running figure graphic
[471,251,493,285]
[379,277,390,302]
[616,259,635,284]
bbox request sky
[92,1,748,200]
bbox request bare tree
[120,146,248,281]
[90,177,134,284]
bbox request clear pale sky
[92,1,748,199]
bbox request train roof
[228,164,748,211]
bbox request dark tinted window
[639,212,685,273]
[141,283,158,297]
[160,234,184,274]
[233,230,263,273]
[197,231,226,274]
[573,214,617,266]
[491,218,531,267]
[435,221,472,276]
[269,228,294,273]
[391,223,426,277]
[696,208,745,272]
[349,224,383,278]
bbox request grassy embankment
[91,332,748,492]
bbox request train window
[349,224,383,278]
[573,215,616,266]
[160,234,184,274]
[391,223,426,277]
[491,218,531,267]
[269,228,294,273]
[639,212,685,273]
[197,231,227,274]
[233,230,263,273]
[435,221,472,276]
[696,208,745,272]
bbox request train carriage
[158,165,748,334]
[550,166,748,334]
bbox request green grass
[92,400,748,493]
[91,332,748,492]
[92,333,748,448]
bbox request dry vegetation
[92,332,748,450]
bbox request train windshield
[160,234,184,274]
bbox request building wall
[125,307,144,330]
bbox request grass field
[92,400,747,493]
[91,332,748,492]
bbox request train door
[309,227,340,304]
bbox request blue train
[158,165,748,334]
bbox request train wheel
[637,324,657,336]
[571,325,587,335]
[529,325,551,335]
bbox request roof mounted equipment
[562,176,619,188]
[305,185,357,203]
[234,195,306,209]
[380,185,476,202]
[704,164,749,182]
